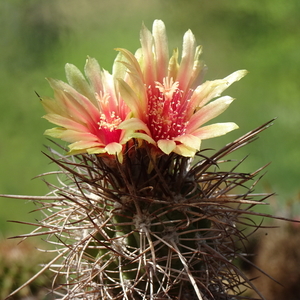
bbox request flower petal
[117,80,146,120]
[193,69,248,109]
[84,56,104,100]
[112,52,128,81]
[105,142,123,155]
[187,96,235,133]
[119,118,151,136]
[173,143,198,157]
[65,63,95,102]
[46,78,100,124]
[188,45,205,90]
[116,48,144,83]
[59,130,98,143]
[157,139,176,154]
[43,114,90,132]
[177,29,196,91]
[140,22,156,85]
[118,118,156,145]
[44,127,66,139]
[69,140,104,151]
[168,48,180,81]
[224,69,248,86]
[86,147,106,154]
[152,19,169,82]
[193,122,239,139]
[174,134,201,150]
[129,132,156,145]
[41,96,65,115]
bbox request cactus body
[9,121,275,300]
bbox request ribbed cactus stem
[4,120,286,300]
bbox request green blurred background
[0,0,299,238]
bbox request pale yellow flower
[118,20,247,156]
[41,56,132,161]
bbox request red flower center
[97,112,122,144]
[146,79,190,141]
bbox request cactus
[5,120,280,300]
[3,20,288,300]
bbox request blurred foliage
[246,222,300,299]
[0,239,55,299]
[0,0,299,237]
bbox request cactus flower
[118,20,247,156]
[4,19,282,300]
[41,56,134,161]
